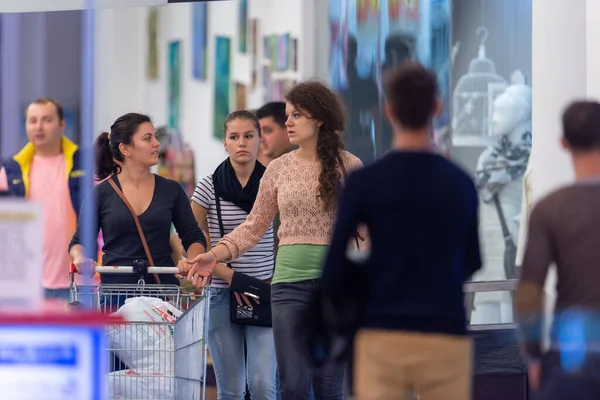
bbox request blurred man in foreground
[320,63,481,399]
[516,101,600,399]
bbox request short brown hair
[383,62,438,130]
[27,98,65,121]
[562,101,600,151]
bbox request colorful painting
[250,19,259,88]
[214,36,232,139]
[329,0,429,164]
[263,36,271,60]
[147,7,159,79]
[235,83,247,110]
[290,38,298,71]
[238,0,248,53]
[167,147,196,199]
[262,65,272,103]
[168,41,181,129]
[278,33,290,71]
[192,2,208,80]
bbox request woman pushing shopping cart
[70,263,210,400]
[67,113,213,399]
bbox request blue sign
[0,325,105,399]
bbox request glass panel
[464,280,518,325]
[328,0,452,163]
[450,0,532,325]
[326,0,532,326]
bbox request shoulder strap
[214,187,233,269]
[492,193,514,246]
[107,177,161,284]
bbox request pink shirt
[0,155,77,289]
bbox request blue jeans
[271,280,345,400]
[209,288,278,400]
[45,288,71,301]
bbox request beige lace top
[220,150,363,260]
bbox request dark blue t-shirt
[322,151,481,336]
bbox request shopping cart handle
[70,263,180,275]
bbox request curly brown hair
[286,80,346,211]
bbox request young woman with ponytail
[187,81,363,400]
[68,113,207,289]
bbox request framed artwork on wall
[214,36,232,139]
[147,7,159,79]
[235,83,247,110]
[192,2,208,80]
[238,0,248,53]
[250,19,259,88]
[168,40,182,129]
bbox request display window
[328,0,532,326]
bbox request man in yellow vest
[0,98,84,301]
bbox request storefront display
[451,27,507,146]
[470,75,532,324]
[329,0,449,164]
[515,158,533,267]
[449,0,532,325]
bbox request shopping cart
[69,262,210,400]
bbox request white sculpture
[470,71,532,324]
[515,158,533,267]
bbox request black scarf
[475,131,531,203]
[212,158,266,214]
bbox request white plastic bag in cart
[109,297,183,374]
[108,369,174,400]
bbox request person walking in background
[320,63,481,400]
[191,110,277,400]
[515,101,600,400]
[69,113,207,293]
[255,102,296,166]
[187,81,363,400]
[0,98,84,301]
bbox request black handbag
[214,191,273,327]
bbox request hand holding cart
[69,262,210,400]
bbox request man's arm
[514,203,555,362]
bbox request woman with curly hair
[188,81,362,399]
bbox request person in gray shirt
[516,100,600,399]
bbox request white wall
[94,0,310,181]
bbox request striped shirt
[192,175,275,288]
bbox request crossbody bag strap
[107,178,161,284]
[214,189,233,269]
[337,155,362,248]
[492,193,514,247]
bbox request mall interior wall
[94,0,314,180]
[0,11,81,158]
